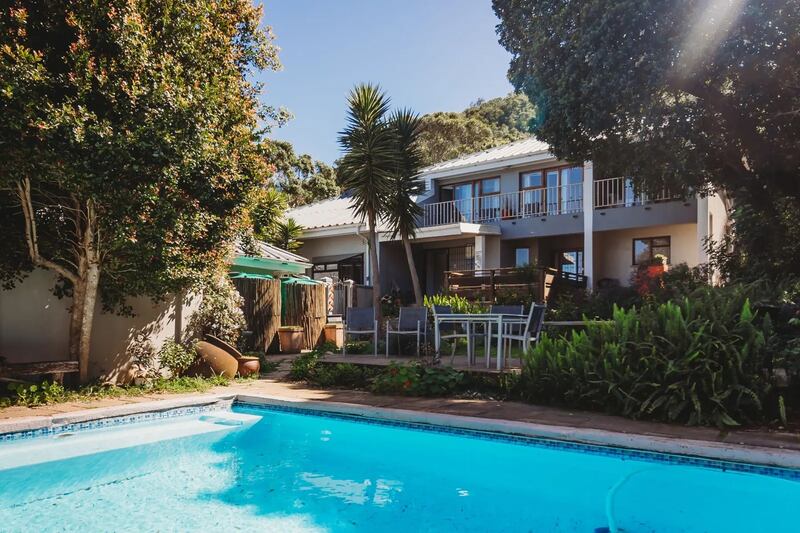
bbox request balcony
[421,183,582,227]
[420,177,679,228]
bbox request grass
[0,374,241,408]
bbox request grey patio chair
[502,303,547,360]
[432,305,473,365]
[385,306,428,357]
[469,304,525,349]
[343,307,378,356]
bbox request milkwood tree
[493,0,800,279]
[0,1,280,382]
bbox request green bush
[423,294,486,314]
[6,381,67,407]
[311,363,373,388]
[288,351,321,381]
[371,362,463,396]
[158,339,197,377]
[521,285,781,427]
[188,275,246,345]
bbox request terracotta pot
[191,341,239,378]
[237,356,261,377]
[278,328,304,353]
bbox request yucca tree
[387,109,425,306]
[269,218,304,252]
[338,84,397,321]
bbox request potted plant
[278,325,305,353]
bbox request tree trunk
[367,211,382,326]
[402,233,423,306]
[77,262,100,383]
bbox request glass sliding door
[560,166,583,213]
[545,170,559,214]
[453,183,473,222]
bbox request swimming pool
[1,402,798,532]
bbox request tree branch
[16,179,79,285]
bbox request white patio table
[433,313,527,370]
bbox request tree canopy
[263,139,340,207]
[494,0,800,279]
[0,0,279,379]
[417,92,536,166]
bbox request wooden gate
[233,278,281,353]
[283,282,326,349]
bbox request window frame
[632,236,671,266]
[514,247,530,267]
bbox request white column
[696,195,709,265]
[474,235,486,270]
[582,161,594,291]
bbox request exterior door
[454,183,473,222]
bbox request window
[515,247,530,267]
[477,177,500,195]
[476,177,500,221]
[557,249,584,274]
[520,170,543,189]
[633,236,671,265]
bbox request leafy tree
[338,84,397,322]
[268,218,305,253]
[493,0,800,279]
[0,1,279,381]
[248,187,289,241]
[264,139,340,207]
[417,92,536,166]
[387,109,425,306]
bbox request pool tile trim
[0,400,230,442]
[234,400,800,481]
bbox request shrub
[311,363,372,388]
[423,294,486,315]
[158,339,197,377]
[6,381,67,406]
[521,285,781,427]
[371,362,463,396]
[288,351,321,381]
[189,275,246,345]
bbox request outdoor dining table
[433,313,527,370]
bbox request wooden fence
[283,282,327,349]
[233,278,282,353]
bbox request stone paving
[2,356,800,454]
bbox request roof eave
[421,150,557,182]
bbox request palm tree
[387,109,425,306]
[269,218,304,252]
[338,84,396,322]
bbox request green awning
[229,272,273,280]
[230,255,309,275]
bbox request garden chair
[432,305,473,365]
[502,303,547,363]
[468,305,525,357]
[385,306,428,357]
[343,307,378,356]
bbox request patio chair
[343,307,378,356]
[502,303,547,361]
[468,305,525,352]
[385,306,428,357]
[432,305,473,365]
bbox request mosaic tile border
[0,404,225,443]
[235,401,800,482]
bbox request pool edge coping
[1,392,799,470]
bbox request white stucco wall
[594,223,699,285]
[296,234,367,262]
[0,269,202,383]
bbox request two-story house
[287,138,729,297]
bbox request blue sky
[256,0,514,163]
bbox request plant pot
[278,327,304,353]
[323,323,344,348]
[190,341,239,378]
[236,356,261,377]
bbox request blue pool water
[0,404,798,532]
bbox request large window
[633,236,671,265]
[476,177,500,221]
[557,249,584,275]
[312,254,364,283]
[519,165,583,216]
[515,247,530,267]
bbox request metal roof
[233,240,311,274]
[286,196,391,232]
[419,137,551,175]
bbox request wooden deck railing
[443,267,587,303]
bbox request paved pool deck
[3,368,800,459]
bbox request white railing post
[582,161,594,292]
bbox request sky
[255,0,514,164]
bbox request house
[287,137,729,297]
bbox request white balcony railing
[421,183,583,227]
[593,177,677,208]
[420,177,682,228]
